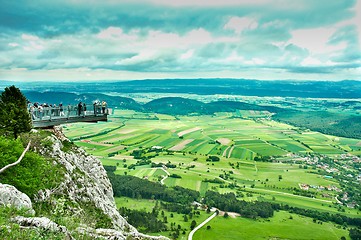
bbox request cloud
[224,17,258,34]
[0,0,360,81]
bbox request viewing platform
[30,104,109,128]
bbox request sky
[0,0,360,81]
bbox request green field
[63,110,361,216]
[194,211,350,240]
[64,109,359,159]
[114,197,211,239]
[63,109,361,239]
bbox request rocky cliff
[0,127,168,240]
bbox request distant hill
[144,97,210,115]
[206,101,287,113]
[4,79,361,98]
[24,91,143,110]
[144,97,288,115]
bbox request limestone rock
[12,216,72,239]
[34,127,169,239]
[0,184,34,214]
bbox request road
[188,212,217,240]
[159,168,170,185]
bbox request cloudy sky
[1,0,360,81]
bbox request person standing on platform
[78,102,82,116]
[38,105,43,120]
[83,103,87,117]
[67,104,71,119]
[93,101,97,115]
[29,105,36,120]
[59,103,64,116]
[102,100,107,114]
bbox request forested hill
[144,97,287,115]
[24,91,143,110]
[23,92,287,115]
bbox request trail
[188,212,217,240]
[159,168,170,185]
[222,146,231,157]
[227,145,235,158]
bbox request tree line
[203,191,274,218]
[107,173,199,205]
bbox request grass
[114,197,210,239]
[194,211,350,240]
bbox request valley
[63,96,361,239]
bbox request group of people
[93,100,108,115]
[28,100,108,120]
[28,102,66,120]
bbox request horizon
[0,0,360,81]
[2,78,361,84]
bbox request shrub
[0,136,64,199]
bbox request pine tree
[0,86,31,139]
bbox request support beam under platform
[33,114,108,128]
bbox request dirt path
[188,212,217,240]
[227,145,235,158]
[160,168,170,185]
[222,146,231,157]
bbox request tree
[349,228,361,240]
[190,220,197,230]
[0,86,31,139]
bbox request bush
[206,156,220,162]
[0,136,64,198]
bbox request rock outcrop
[0,184,34,215]
[12,216,72,238]
[38,131,132,231]
[1,127,168,239]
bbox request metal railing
[29,104,109,122]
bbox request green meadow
[194,211,350,240]
[114,197,211,239]
[63,109,361,238]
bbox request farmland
[64,109,359,159]
[63,107,361,239]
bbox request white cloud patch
[224,17,258,34]
[8,42,19,47]
[21,34,40,41]
[180,49,194,60]
[289,28,344,54]
[97,26,139,42]
[301,57,322,66]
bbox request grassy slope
[194,211,350,240]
